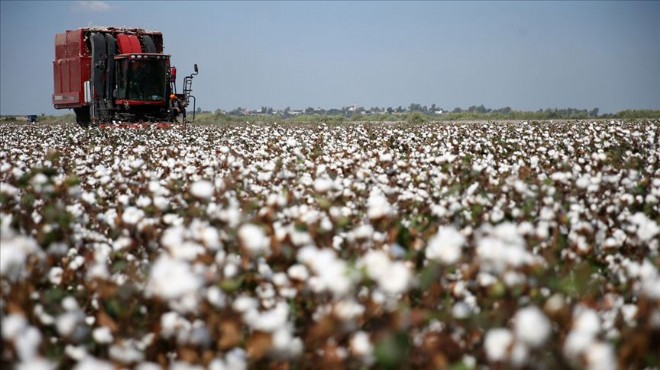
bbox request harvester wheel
[74,107,91,128]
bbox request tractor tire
[141,35,157,53]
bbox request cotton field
[1,120,658,369]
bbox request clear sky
[1,1,659,115]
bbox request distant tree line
[210,104,660,120]
[4,106,658,125]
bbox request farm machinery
[52,27,198,127]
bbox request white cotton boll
[153,196,169,210]
[576,176,590,189]
[81,191,96,205]
[238,224,270,255]
[112,237,132,252]
[200,226,221,250]
[271,327,303,357]
[314,177,334,193]
[64,344,87,361]
[160,312,183,338]
[93,327,114,344]
[223,262,239,278]
[73,357,115,370]
[146,254,202,301]
[170,361,204,370]
[161,226,184,249]
[0,182,20,196]
[251,302,289,332]
[0,232,42,281]
[360,250,410,295]
[477,222,529,273]
[190,180,214,199]
[621,304,638,325]
[287,264,309,281]
[477,272,497,287]
[2,314,27,340]
[224,348,247,370]
[334,299,365,321]
[378,262,411,295]
[56,311,83,338]
[379,152,393,162]
[257,171,272,182]
[136,195,151,208]
[584,342,617,370]
[490,208,504,223]
[452,302,471,319]
[573,308,601,336]
[16,358,55,370]
[206,286,226,308]
[484,328,513,362]
[68,255,85,271]
[367,189,393,219]
[425,226,465,265]
[362,250,391,279]
[135,363,162,370]
[629,212,659,242]
[510,341,529,367]
[299,246,353,296]
[350,331,374,361]
[122,206,144,225]
[232,296,258,313]
[169,240,205,261]
[513,180,528,195]
[513,306,551,347]
[109,341,145,364]
[272,272,289,287]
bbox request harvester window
[115,61,128,99]
[127,60,167,101]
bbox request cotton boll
[93,327,114,344]
[367,188,393,219]
[56,311,85,339]
[146,254,202,302]
[73,357,115,370]
[314,177,334,193]
[109,340,146,364]
[484,328,513,362]
[122,206,144,225]
[16,358,55,370]
[513,306,551,347]
[206,286,226,308]
[0,232,42,281]
[584,342,617,370]
[573,308,601,336]
[2,313,27,340]
[190,180,214,199]
[271,327,303,357]
[287,264,309,281]
[629,212,659,242]
[426,226,465,264]
[350,331,374,363]
[378,262,411,295]
[135,363,162,370]
[238,224,270,255]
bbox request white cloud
[72,1,112,12]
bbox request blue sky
[1,1,659,115]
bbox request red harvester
[53,27,198,127]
